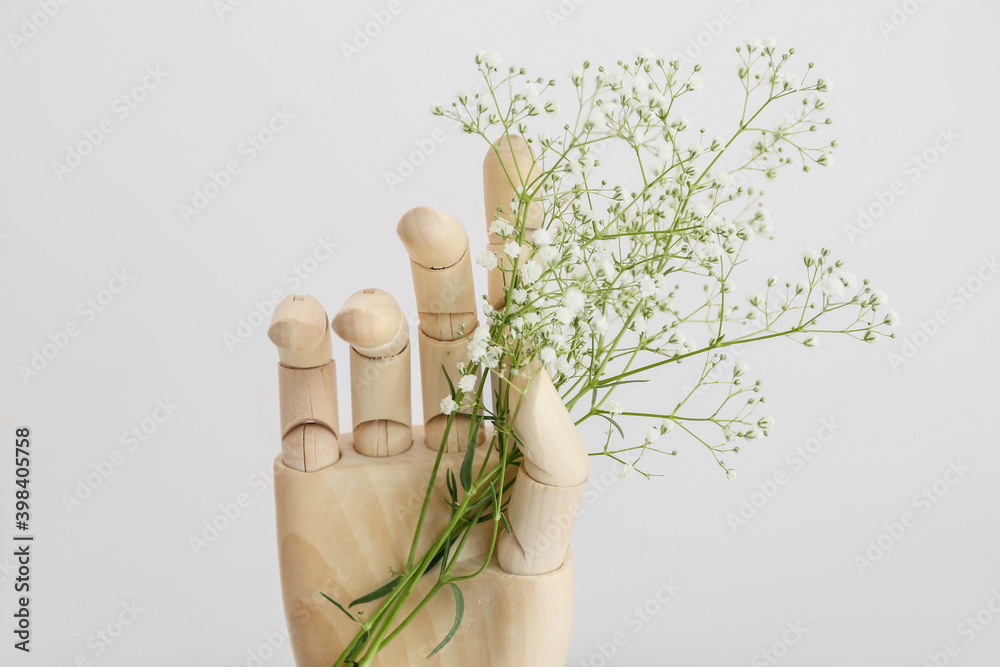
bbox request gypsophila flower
[565,288,585,313]
[520,260,542,284]
[821,274,845,297]
[440,396,459,415]
[532,227,553,245]
[490,220,514,237]
[457,374,477,393]
[476,250,498,270]
[479,50,503,70]
[523,82,540,103]
[639,275,656,298]
[332,49,900,660]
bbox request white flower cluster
[437,46,891,479]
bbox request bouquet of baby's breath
[330,43,898,665]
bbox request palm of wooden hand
[268,137,589,666]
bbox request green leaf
[349,576,401,608]
[320,592,357,624]
[427,583,465,658]
[459,426,477,491]
[445,469,458,503]
[342,629,369,662]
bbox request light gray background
[2,1,999,665]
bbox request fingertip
[483,134,541,238]
[397,207,469,269]
[268,294,332,369]
[332,288,408,358]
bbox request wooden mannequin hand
[267,137,589,667]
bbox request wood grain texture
[275,426,575,667]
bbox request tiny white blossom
[490,220,514,237]
[593,315,609,334]
[687,74,704,90]
[440,396,459,415]
[606,401,624,415]
[504,241,522,258]
[644,427,660,444]
[511,288,528,304]
[636,46,655,61]
[727,469,738,480]
[618,464,635,479]
[531,227,553,245]
[871,289,889,306]
[838,269,857,288]
[803,335,820,348]
[565,288,585,313]
[763,37,777,49]
[476,250,498,270]
[523,82,540,103]
[457,374,477,393]
[520,260,543,284]
[885,310,900,326]
[802,248,821,264]
[746,37,762,49]
[821,274,845,297]
[639,275,657,298]
[480,51,503,70]
[540,347,557,364]
[735,360,749,376]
